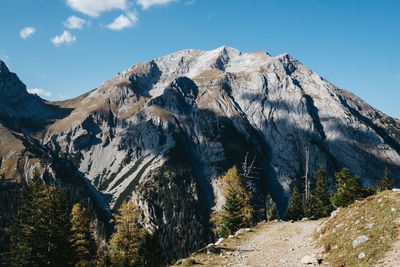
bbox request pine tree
[302,195,315,219]
[45,186,74,266]
[8,168,46,266]
[70,203,95,267]
[377,167,395,191]
[134,231,164,267]
[331,168,374,208]
[8,169,73,266]
[285,187,303,221]
[267,202,279,221]
[218,167,253,237]
[220,187,245,237]
[108,201,143,265]
[312,166,333,219]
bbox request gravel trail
[225,221,323,267]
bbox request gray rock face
[1,47,400,261]
[43,47,400,211]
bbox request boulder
[301,255,317,264]
[353,235,369,248]
[215,237,225,245]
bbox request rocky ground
[224,221,323,267]
[375,217,400,267]
[175,220,325,266]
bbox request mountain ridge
[1,47,400,261]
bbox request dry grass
[315,190,400,266]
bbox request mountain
[1,46,400,261]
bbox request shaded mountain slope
[1,46,400,261]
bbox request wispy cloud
[185,0,195,5]
[27,88,52,98]
[58,94,68,99]
[20,27,36,39]
[106,12,138,30]
[66,0,128,17]
[0,54,9,63]
[63,16,86,29]
[137,0,178,10]
[51,31,76,46]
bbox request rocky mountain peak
[0,60,10,74]
[0,61,28,99]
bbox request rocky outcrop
[1,47,400,261]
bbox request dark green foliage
[285,187,303,221]
[220,188,245,238]
[99,164,124,191]
[0,181,21,259]
[377,167,395,191]
[8,169,73,266]
[137,139,213,263]
[302,195,315,219]
[110,157,145,191]
[311,166,334,219]
[331,168,374,208]
[113,156,157,211]
[134,231,164,267]
[93,168,108,188]
[70,203,96,266]
[267,202,279,221]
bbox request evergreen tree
[8,168,46,266]
[312,166,333,219]
[285,187,303,221]
[8,169,73,266]
[108,201,143,265]
[267,202,279,221]
[219,167,253,237]
[70,203,95,267]
[220,187,245,237]
[377,167,395,191]
[45,186,74,266]
[331,168,374,208]
[134,231,164,267]
[302,195,315,219]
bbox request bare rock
[301,255,317,264]
[353,235,369,248]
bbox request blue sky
[1,0,399,118]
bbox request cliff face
[1,46,400,261]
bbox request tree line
[2,169,164,267]
[285,166,394,221]
[212,164,395,237]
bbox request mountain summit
[1,47,400,261]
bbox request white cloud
[27,88,52,97]
[20,27,36,39]
[63,16,86,29]
[185,0,195,5]
[0,54,9,63]
[51,31,76,46]
[106,12,138,30]
[137,0,178,10]
[58,94,68,99]
[66,0,128,17]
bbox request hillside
[1,46,400,261]
[175,190,400,266]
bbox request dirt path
[375,217,400,267]
[225,221,323,267]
